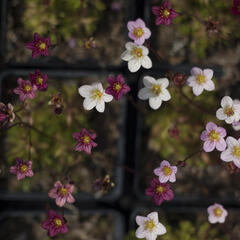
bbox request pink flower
[152,1,178,26]
[42,209,68,237]
[48,181,75,207]
[29,69,48,91]
[127,18,151,45]
[105,74,130,100]
[9,158,34,180]
[72,128,97,154]
[231,0,240,15]
[13,78,38,102]
[26,32,50,59]
[200,122,227,152]
[145,178,174,205]
[0,102,15,127]
[154,160,177,183]
[207,203,228,224]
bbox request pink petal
[206,122,217,132]
[203,140,216,152]
[216,138,227,152]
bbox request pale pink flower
[154,160,177,183]
[207,203,228,224]
[48,181,75,207]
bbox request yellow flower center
[163,166,172,176]
[196,74,206,85]
[82,135,90,144]
[134,27,144,38]
[224,106,234,117]
[36,77,43,85]
[54,218,62,227]
[163,9,170,17]
[60,187,68,195]
[156,185,165,194]
[144,220,155,231]
[20,164,28,173]
[213,207,223,217]
[113,83,122,92]
[24,84,32,92]
[151,85,161,95]
[92,89,103,100]
[208,130,220,142]
[132,47,143,58]
[38,42,46,50]
[233,146,240,157]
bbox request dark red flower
[232,0,240,15]
[29,69,48,91]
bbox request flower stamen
[208,130,220,142]
[151,85,162,95]
[144,220,155,231]
[213,207,223,217]
[162,166,172,176]
[224,107,234,117]
[196,74,206,85]
[132,47,143,58]
[92,90,103,100]
[233,146,240,157]
[134,28,144,38]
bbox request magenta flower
[145,178,174,205]
[105,74,130,101]
[207,203,228,224]
[48,181,75,207]
[29,69,48,91]
[26,32,51,59]
[127,18,151,45]
[9,158,34,180]
[0,102,15,127]
[42,209,68,237]
[73,128,97,154]
[13,78,37,102]
[154,160,177,183]
[152,1,178,26]
[231,0,240,15]
[200,122,226,152]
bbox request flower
[42,210,68,237]
[78,82,113,113]
[105,74,130,100]
[207,203,228,224]
[48,93,64,114]
[121,42,152,73]
[232,121,240,131]
[13,78,38,102]
[9,158,34,180]
[145,178,174,205]
[138,76,171,110]
[231,0,240,15]
[84,37,97,49]
[48,181,75,207]
[154,160,177,183]
[152,0,178,26]
[127,18,151,45]
[29,69,48,91]
[135,212,166,240]
[200,122,226,152]
[26,33,50,58]
[73,128,97,154]
[216,96,240,124]
[187,67,215,96]
[93,174,115,193]
[0,102,15,127]
[220,136,240,168]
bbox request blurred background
[0,0,240,239]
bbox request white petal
[141,56,152,69]
[143,76,156,88]
[136,226,146,238]
[83,98,97,110]
[139,45,149,55]
[161,89,171,101]
[233,159,240,168]
[147,212,159,223]
[121,50,133,61]
[216,108,226,120]
[128,59,141,72]
[187,76,196,87]
[149,96,162,110]
[125,42,135,51]
[138,87,153,100]
[204,80,215,91]
[208,215,217,224]
[192,85,204,96]
[226,136,239,148]
[136,216,148,226]
[190,67,202,76]
[155,223,167,235]
[145,232,157,240]
[78,85,92,97]
[220,149,233,162]
[221,96,233,108]
[96,100,105,113]
[225,116,234,124]
[157,78,169,88]
[103,93,113,102]
[92,82,103,91]
[203,69,214,80]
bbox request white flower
[78,82,113,113]
[135,212,166,240]
[187,67,215,96]
[138,76,171,110]
[207,203,228,224]
[220,136,240,168]
[216,96,240,124]
[121,42,152,73]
